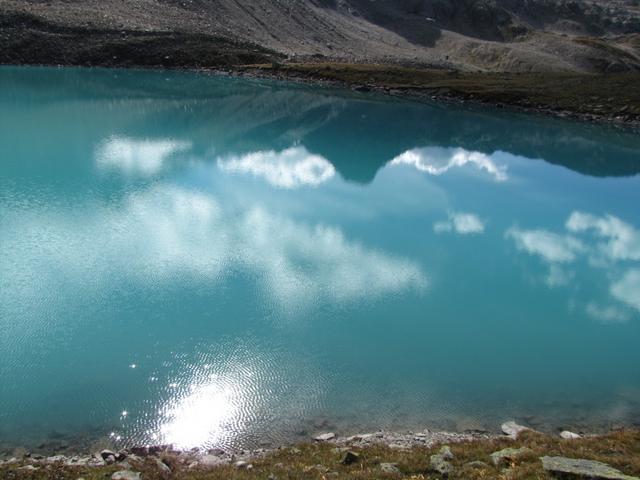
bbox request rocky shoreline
[2,422,638,479]
[222,64,640,130]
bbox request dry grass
[2,430,639,480]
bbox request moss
[2,430,639,480]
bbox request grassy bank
[2,430,639,480]
[236,63,640,125]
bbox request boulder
[541,456,640,480]
[490,447,531,466]
[501,421,531,439]
[439,445,454,460]
[100,450,117,461]
[314,432,336,442]
[560,430,582,440]
[340,451,360,465]
[430,453,454,477]
[111,471,141,480]
[380,462,401,474]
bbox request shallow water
[1,66,640,452]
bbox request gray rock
[340,451,360,465]
[46,455,67,463]
[501,421,531,439]
[380,462,401,474]
[100,449,117,461]
[18,465,39,471]
[541,456,640,480]
[430,453,454,477]
[560,430,582,440]
[198,454,226,468]
[315,432,336,442]
[154,457,171,478]
[439,445,454,460]
[234,460,252,469]
[491,447,531,466]
[111,471,141,480]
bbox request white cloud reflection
[217,146,336,189]
[507,212,640,322]
[434,212,485,235]
[506,227,584,263]
[96,136,191,176]
[1,185,426,313]
[391,147,508,181]
[611,269,640,313]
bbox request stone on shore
[430,453,454,477]
[315,432,336,441]
[111,471,141,480]
[340,451,360,465]
[234,460,253,469]
[540,456,640,480]
[380,462,401,474]
[439,445,454,460]
[490,447,531,466]
[154,457,172,478]
[501,421,531,439]
[560,430,582,440]
[198,454,227,468]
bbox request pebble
[380,462,401,474]
[111,471,141,480]
[560,430,581,439]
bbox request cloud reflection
[506,212,640,322]
[217,146,336,189]
[1,184,426,313]
[96,136,191,176]
[391,147,508,181]
[434,212,485,235]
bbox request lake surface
[1,66,640,453]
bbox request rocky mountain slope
[1,0,639,73]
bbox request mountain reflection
[2,67,639,189]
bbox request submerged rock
[560,430,582,440]
[501,421,531,439]
[490,447,531,466]
[111,471,141,480]
[540,456,640,480]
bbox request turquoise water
[1,66,640,452]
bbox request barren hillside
[1,0,640,72]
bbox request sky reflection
[506,212,640,323]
